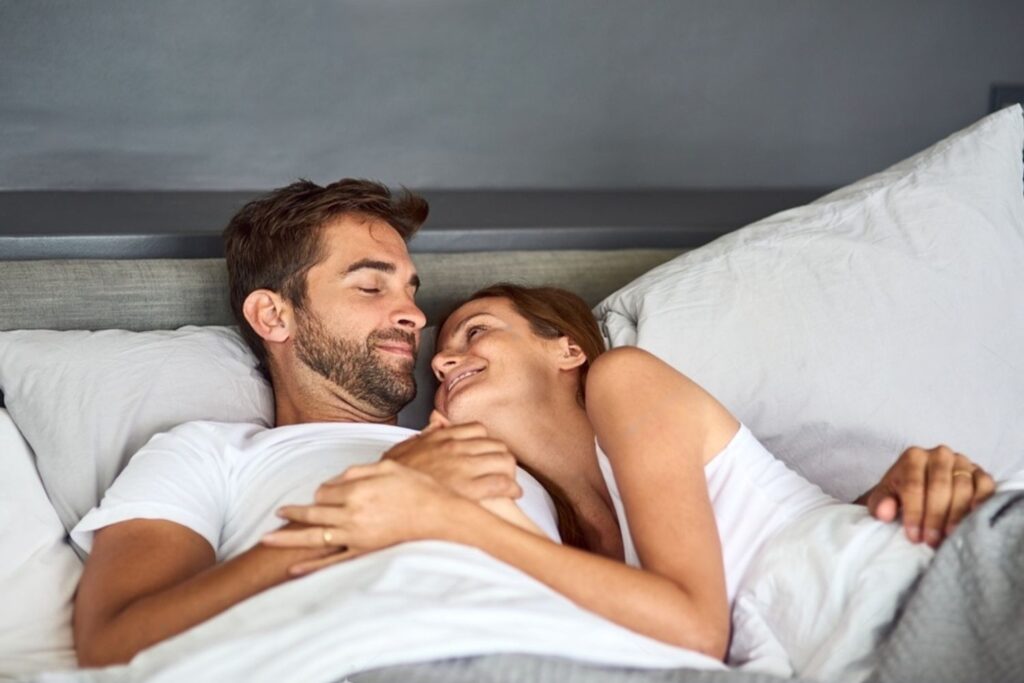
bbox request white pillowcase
[0,326,275,535]
[0,408,81,679]
[597,105,1024,501]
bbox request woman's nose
[431,353,459,381]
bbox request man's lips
[376,344,415,359]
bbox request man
[71,179,995,667]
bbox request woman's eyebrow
[344,259,421,291]
[451,312,492,336]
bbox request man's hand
[375,411,521,501]
[858,445,996,547]
[264,459,472,575]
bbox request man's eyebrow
[344,259,395,275]
[344,259,420,291]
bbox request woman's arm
[583,346,735,655]
[266,461,728,657]
[266,347,737,659]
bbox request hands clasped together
[263,421,997,577]
[262,412,521,575]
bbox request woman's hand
[379,412,522,501]
[858,445,996,547]
[261,459,466,575]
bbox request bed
[1,105,1023,683]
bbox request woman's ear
[555,336,587,370]
[242,289,291,343]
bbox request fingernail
[925,529,941,546]
[289,565,308,576]
[907,527,921,543]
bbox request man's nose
[393,293,427,331]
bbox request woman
[264,284,995,661]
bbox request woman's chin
[442,392,483,425]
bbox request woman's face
[432,297,572,423]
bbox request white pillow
[0,408,81,679]
[0,326,274,535]
[597,105,1024,501]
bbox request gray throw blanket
[350,492,1024,683]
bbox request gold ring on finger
[952,470,973,480]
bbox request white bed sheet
[37,541,723,683]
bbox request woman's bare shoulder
[586,346,739,464]
[586,346,703,403]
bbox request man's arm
[74,519,331,667]
[854,445,996,547]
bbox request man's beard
[293,309,417,415]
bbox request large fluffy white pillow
[0,326,275,535]
[597,105,1024,501]
[0,408,80,679]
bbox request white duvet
[32,509,941,683]
[728,504,933,683]
[34,541,723,683]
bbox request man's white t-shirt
[71,421,560,559]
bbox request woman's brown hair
[441,283,607,549]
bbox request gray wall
[1,1,1022,191]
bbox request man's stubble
[293,308,417,415]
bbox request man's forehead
[320,217,415,268]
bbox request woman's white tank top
[595,423,836,602]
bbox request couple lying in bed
[70,179,996,668]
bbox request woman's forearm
[439,497,729,659]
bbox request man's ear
[555,336,587,371]
[242,289,292,343]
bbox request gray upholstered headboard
[0,249,683,332]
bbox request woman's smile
[445,366,486,400]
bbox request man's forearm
[78,539,329,667]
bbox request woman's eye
[466,325,485,340]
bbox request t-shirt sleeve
[71,423,229,556]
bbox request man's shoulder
[256,421,419,448]
[161,419,270,440]
[141,419,270,461]
[156,420,418,455]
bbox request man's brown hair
[223,178,428,380]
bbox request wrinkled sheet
[33,542,722,683]
[350,492,1024,683]
[31,493,1022,683]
